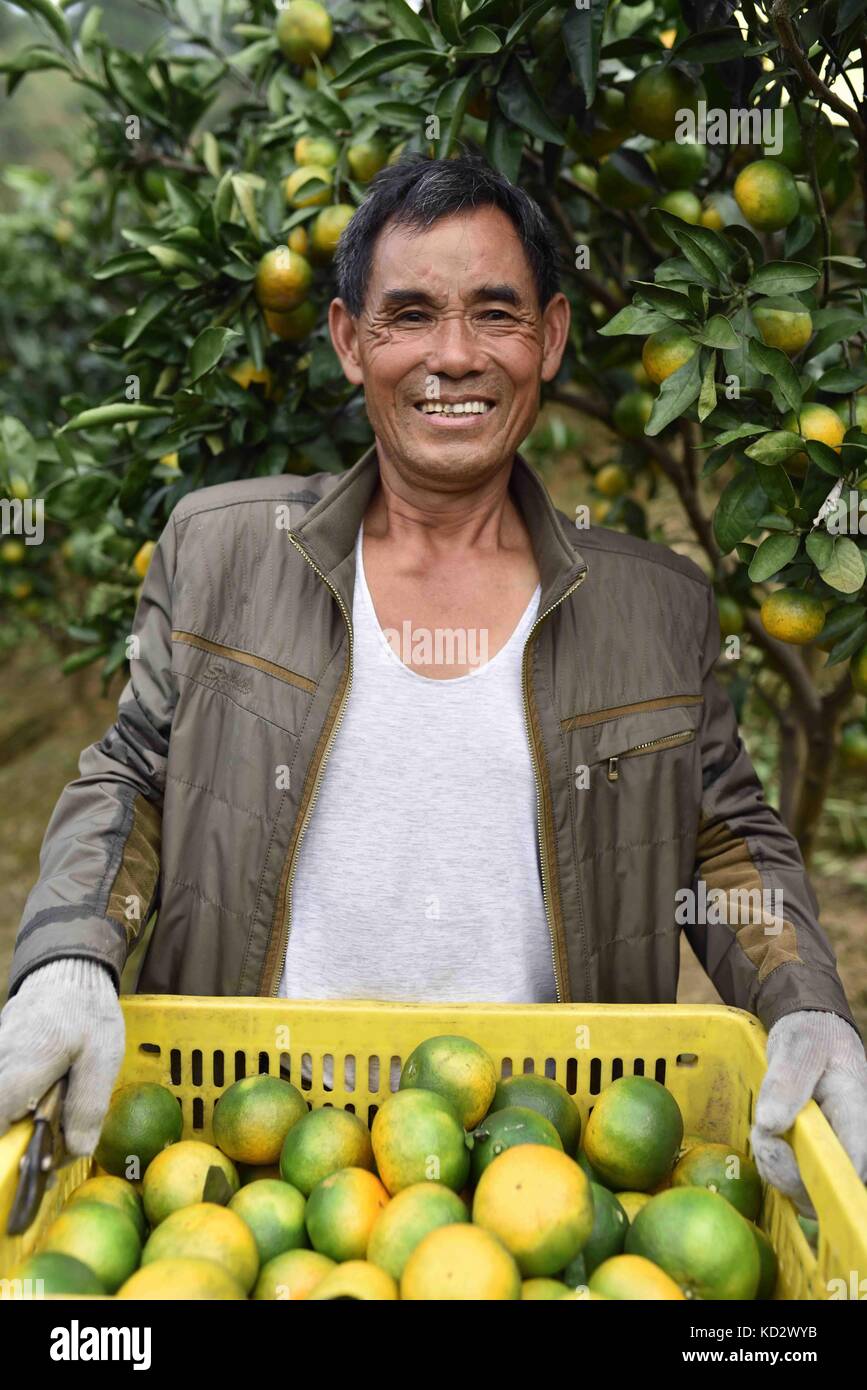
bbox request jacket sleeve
[6,514,178,997]
[684,583,859,1038]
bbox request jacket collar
[292,441,588,617]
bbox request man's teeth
[418,401,491,414]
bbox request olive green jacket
[8,444,858,1035]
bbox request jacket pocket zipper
[606,728,695,782]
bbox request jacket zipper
[522,568,588,1005]
[606,728,695,782]
[267,534,354,996]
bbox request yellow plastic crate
[2,998,865,1300]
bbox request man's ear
[328,298,364,386]
[540,291,572,383]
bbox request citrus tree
[1,0,866,857]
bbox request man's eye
[395,310,430,323]
[479,309,513,321]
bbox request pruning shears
[6,1077,71,1236]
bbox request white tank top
[279,523,556,1009]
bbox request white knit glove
[751,1010,867,1219]
[0,959,125,1155]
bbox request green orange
[626,1187,761,1299]
[367,1182,468,1280]
[760,589,826,646]
[310,204,355,260]
[280,1105,374,1196]
[642,327,697,385]
[275,0,333,66]
[612,390,654,439]
[583,1076,683,1191]
[142,1139,239,1227]
[597,157,651,210]
[489,1073,581,1154]
[472,1145,594,1277]
[14,1251,105,1296]
[307,1260,399,1301]
[372,1089,470,1195]
[227,1178,308,1264]
[265,301,317,342]
[253,1247,335,1300]
[213,1074,307,1165]
[401,1223,521,1301]
[66,1175,145,1241]
[672,1142,762,1220]
[254,247,313,312]
[117,1258,245,1300]
[399,1034,498,1129]
[284,165,332,208]
[305,1166,390,1261]
[750,1222,779,1300]
[41,1200,141,1294]
[754,298,813,356]
[580,1183,629,1274]
[734,159,800,231]
[589,1252,685,1300]
[470,1105,562,1184]
[522,1277,571,1299]
[651,139,707,189]
[142,1201,260,1293]
[94,1082,182,1179]
[625,64,704,141]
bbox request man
[0,156,864,1217]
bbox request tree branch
[770,1,867,138]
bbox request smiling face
[329,205,570,493]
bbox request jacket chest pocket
[564,698,704,858]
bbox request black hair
[333,152,562,315]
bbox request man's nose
[423,311,488,378]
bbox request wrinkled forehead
[365,206,538,308]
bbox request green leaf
[92,251,159,280]
[230,173,261,239]
[485,107,524,183]
[806,531,835,571]
[703,423,770,449]
[747,262,820,295]
[202,1165,234,1207]
[456,25,501,54]
[438,71,476,158]
[696,316,740,350]
[631,282,696,322]
[654,218,720,287]
[817,602,867,644]
[563,2,605,106]
[673,26,749,62]
[698,351,717,423]
[821,537,867,594]
[756,512,795,531]
[9,0,71,44]
[806,439,844,477]
[597,305,673,337]
[745,430,804,465]
[746,339,803,414]
[758,464,796,510]
[332,41,439,87]
[123,287,179,350]
[189,328,242,384]
[435,0,463,44]
[386,0,433,44]
[62,646,108,676]
[748,532,800,582]
[713,469,769,554]
[816,364,867,393]
[60,404,173,433]
[504,0,555,47]
[826,617,867,666]
[808,313,865,359]
[646,351,702,436]
[0,416,38,491]
[496,58,565,145]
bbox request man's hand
[0,958,125,1155]
[751,1009,867,1218]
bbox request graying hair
[333,153,562,316]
